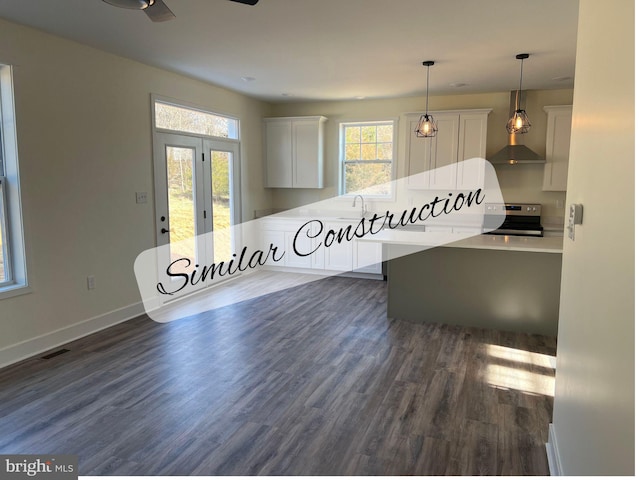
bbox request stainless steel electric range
[483,203,544,237]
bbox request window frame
[150,94,243,254]
[0,177,13,286]
[151,94,240,141]
[338,118,398,199]
[0,64,29,299]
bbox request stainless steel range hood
[488,91,544,165]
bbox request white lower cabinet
[425,226,452,234]
[284,231,312,269]
[324,239,354,271]
[261,230,285,267]
[354,240,383,274]
[261,219,382,276]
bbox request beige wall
[0,18,271,352]
[551,0,634,475]
[268,88,573,225]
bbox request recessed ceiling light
[552,76,573,82]
[449,82,468,88]
[241,76,256,82]
[355,96,366,100]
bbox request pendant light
[415,61,437,138]
[506,53,532,134]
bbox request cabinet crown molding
[543,105,573,113]
[264,115,328,122]
[404,108,493,117]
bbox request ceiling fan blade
[228,0,259,5]
[144,0,175,22]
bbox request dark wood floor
[0,275,556,475]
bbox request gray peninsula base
[386,246,562,336]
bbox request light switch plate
[567,203,583,241]
[569,204,583,225]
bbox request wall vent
[41,348,70,359]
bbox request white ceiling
[0,0,580,102]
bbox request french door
[153,132,241,277]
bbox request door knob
[161,228,169,234]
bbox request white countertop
[261,211,564,254]
[370,230,563,254]
[448,233,563,253]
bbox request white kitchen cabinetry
[264,116,327,189]
[456,112,490,190]
[542,106,572,191]
[353,240,383,274]
[423,225,452,234]
[260,218,382,275]
[324,238,354,272]
[261,230,285,267]
[406,109,490,190]
[284,231,313,269]
[261,219,316,269]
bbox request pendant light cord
[516,57,524,111]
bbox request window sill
[0,283,32,301]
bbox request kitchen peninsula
[383,233,563,336]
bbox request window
[154,100,239,139]
[340,120,395,196]
[0,65,28,297]
[0,178,9,283]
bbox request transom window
[340,120,395,196]
[155,101,239,139]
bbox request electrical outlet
[87,275,95,290]
[136,192,148,204]
[556,199,565,209]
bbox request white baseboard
[0,301,145,369]
[546,423,563,476]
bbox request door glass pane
[166,146,196,267]
[211,150,232,263]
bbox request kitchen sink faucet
[352,194,367,217]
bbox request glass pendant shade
[415,114,438,137]
[416,60,437,138]
[506,109,531,134]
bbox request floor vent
[41,348,70,359]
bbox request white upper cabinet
[542,106,572,192]
[428,113,459,190]
[406,109,490,190]
[264,120,293,188]
[264,116,327,188]
[456,112,489,190]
